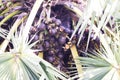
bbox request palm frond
[22,0,44,42]
[0,10,20,26]
[70,16,120,80]
[0,0,69,79]
[71,47,120,80]
[0,13,27,52]
[70,0,119,51]
[69,0,120,79]
[0,23,69,80]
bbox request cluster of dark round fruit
[29,17,74,71]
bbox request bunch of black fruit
[27,3,80,72]
[29,16,73,72]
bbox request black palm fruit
[30,26,37,34]
[46,56,55,63]
[50,37,55,42]
[59,26,65,32]
[34,35,39,40]
[49,28,57,35]
[30,34,39,42]
[37,44,44,51]
[55,19,61,26]
[55,48,62,53]
[37,22,46,31]
[51,17,56,22]
[48,50,55,55]
[44,41,50,48]
[65,28,72,34]
[57,52,64,59]
[58,36,66,45]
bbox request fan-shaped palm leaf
[0,23,68,80]
[70,14,120,80]
[69,0,120,79]
[0,0,69,79]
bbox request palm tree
[0,0,120,80]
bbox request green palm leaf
[0,26,68,80]
[70,21,120,80]
[0,0,69,78]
